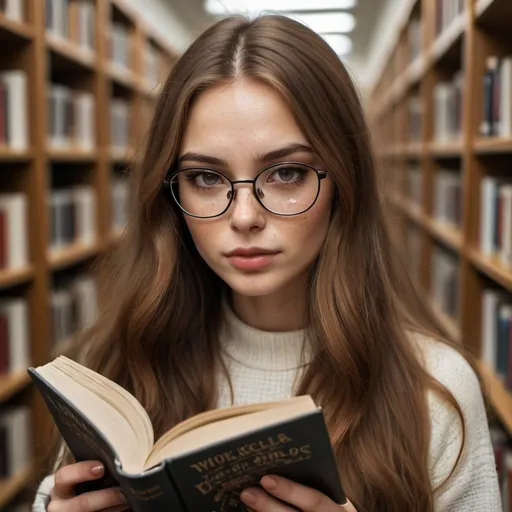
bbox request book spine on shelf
[1,71,28,150]
[499,58,512,137]
[0,406,32,477]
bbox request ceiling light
[205,0,357,16]
[287,12,355,33]
[321,33,352,55]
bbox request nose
[228,185,266,232]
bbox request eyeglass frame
[163,161,328,219]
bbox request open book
[29,356,345,512]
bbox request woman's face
[178,79,335,298]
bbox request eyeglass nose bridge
[228,178,265,203]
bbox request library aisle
[1,0,512,510]
[369,0,512,507]
[0,0,174,509]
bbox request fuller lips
[225,247,280,271]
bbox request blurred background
[0,0,511,510]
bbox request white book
[1,407,31,475]
[74,92,95,150]
[1,71,28,150]
[51,290,74,342]
[0,194,28,269]
[5,0,23,21]
[73,186,96,244]
[72,275,97,329]
[78,1,95,52]
[434,83,453,142]
[499,58,512,137]
[481,290,506,370]
[0,298,30,371]
[48,190,74,251]
[480,177,498,255]
[500,186,512,265]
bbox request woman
[33,14,501,512]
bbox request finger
[64,486,127,512]
[52,461,105,500]
[260,475,339,511]
[240,487,295,511]
[102,506,131,512]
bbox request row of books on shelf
[481,56,512,138]
[48,186,97,252]
[109,21,131,72]
[482,288,512,389]
[435,0,465,37]
[407,18,422,63]
[433,72,464,142]
[1,70,136,152]
[492,425,512,510]
[46,0,95,54]
[433,171,462,228]
[0,0,22,22]
[0,183,128,271]
[50,273,97,347]
[405,167,463,229]
[47,84,95,151]
[480,177,512,264]
[0,272,98,376]
[431,246,460,321]
[0,406,31,481]
[408,96,422,143]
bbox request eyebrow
[178,143,314,166]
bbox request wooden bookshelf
[0,0,177,507]
[369,0,512,436]
[0,465,34,511]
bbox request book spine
[115,462,186,512]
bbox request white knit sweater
[33,302,502,511]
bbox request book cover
[29,365,345,512]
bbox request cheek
[184,218,217,261]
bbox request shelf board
[106,63,137,90]
[48,240,102,271]
[0,147,33,162]
[46,34,96,70]
[426,219,463,251]
[0,465,34,510]
[428,140,463,158]
[0,266,34,290]
[47,148,98,162]
[0,14,33,41]
[395,196,426,226]
[0,370,30,403]
[478,362,512,434]
[469,249,512,292]
[430,300,461,341]
[110,147,135,163]
[430,12,467,63]
[405,142,423,157]
[474,137,512,154]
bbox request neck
[230,275,309,331]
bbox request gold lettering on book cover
[126,485,164,501]
[188,433,312,505]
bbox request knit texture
[32,302,502,511]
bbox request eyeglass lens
[171,163,320,217]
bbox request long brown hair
[51,14,479,511]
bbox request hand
[48,460,130,512]
[240,475,357,511]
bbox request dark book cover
[27,366,185,512]
[167,408,345,512]
[29,365,345,512]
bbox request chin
[221,271,290,298]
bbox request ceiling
[165,0,388,64]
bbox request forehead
[181,79,307,152]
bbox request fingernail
[261,475,277,489]
[90,464,104,476]
[241,489,258,505]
